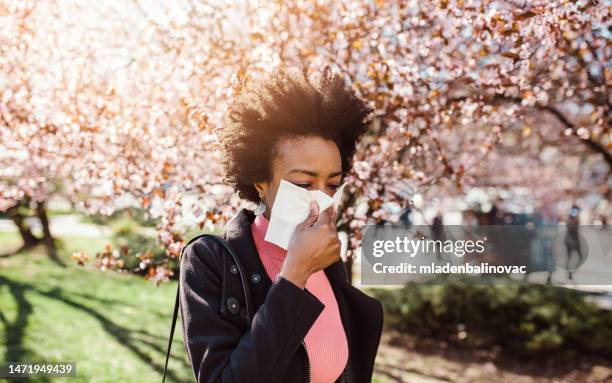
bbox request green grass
[0,232,192,383]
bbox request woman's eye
[328,184,340,190]
[293,183,311,189]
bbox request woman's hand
[280,201,341,289]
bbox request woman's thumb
[297,200,319,229]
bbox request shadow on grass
[68,291,136,308]
[64,289,176,328]
[0,278,53,383]
[0,275,190,383]
[0,243,33,258]
[0,246,27,258]
[0,242,66,268]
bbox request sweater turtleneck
[250,214,349,383]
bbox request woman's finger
[328,207,338,231]
[315,205,334,227]
[298,200,319,229]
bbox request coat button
[229,265,239,275]
[226,297,240,314]
[251,273,261,284]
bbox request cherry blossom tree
[1,0,609,283]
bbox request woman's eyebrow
[287,169,342,178]
[287,169,318,176]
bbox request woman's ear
[253,182,267,199]
[253,182,273,219]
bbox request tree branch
[543,106,612,167]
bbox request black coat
[179,208,383,383]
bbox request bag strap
[162,233,252,383]
[162,283,180,383]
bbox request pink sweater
[251,215,349,383]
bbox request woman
[179,66,383,383]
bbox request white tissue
[264,179,347,249]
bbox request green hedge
[369,283,612,356]
[109,218,179,277]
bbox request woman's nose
[314,182,333,197]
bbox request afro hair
[217,66,372,202]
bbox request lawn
[0,231,193,383]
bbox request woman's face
[254,136,342,219]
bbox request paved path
[0,215,112,237]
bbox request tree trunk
[34,200,65,267]
[4,198,41,255]
[7,204,40,249]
